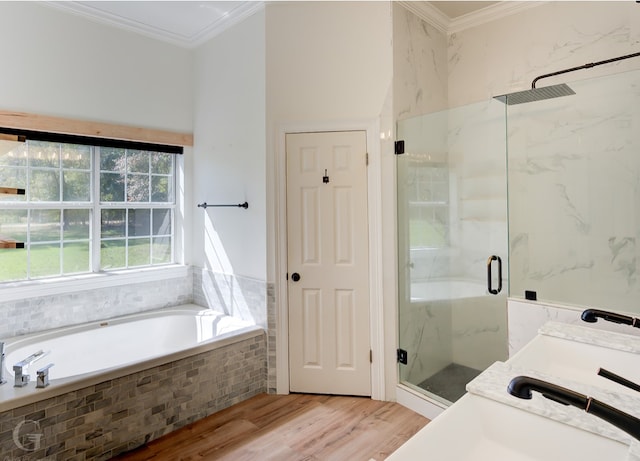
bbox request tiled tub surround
[0,305,267,460]
[0,267,193,339]
[192,267,277,392]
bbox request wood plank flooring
[113,393,429,461]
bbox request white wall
[0,2,192,132]
[192,9,266,281]
[265,1,395,397]
[0,2,194,335]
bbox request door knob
[291,272,301,282]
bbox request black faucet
[581,308,640,328]
[508,376,640,441]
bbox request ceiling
[46,1,500,49]
[46,1,264,48]
[429,1,499,19]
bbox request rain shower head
[495,83,575,105]
[494,50,640,105]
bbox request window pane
[0,168,26,202]
[127,174,149,202]
[30,243,60,278]
[62,171,91,201]
[100,172,125,202]
[151,154,172,175]
[152,209,171,236]
[101,239,125,269]
[63,242,90,274]
[0,142,27,167]
[128,209,150,237]
[31,210,60,242]
[29,141,59,168]
[0,250,27,281]
[30,170,60,201]
[127,150,149,173]
[151,176,170,202]
[152,236,171,264]
[63,209,90,240]
[101,209,125,238]
[0,209,27,242]
[62,144,91,170]
[128,238,150,267]
[100,147,125,172]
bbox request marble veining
[540,321,640,355]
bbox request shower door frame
[395,100,509,409]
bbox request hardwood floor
[114,393,429,461]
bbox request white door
[286,131,371,396]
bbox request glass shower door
[397,98,508,405]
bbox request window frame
[0,135,184,287]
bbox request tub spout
[508,376,640,441]
[0,342,6,385]
[13,350,47,388]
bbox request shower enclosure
[397,64,640,406]
[397,98,508,405]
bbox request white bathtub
[0,304,263,412]
[410,280,488,302]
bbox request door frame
[274,119,385,400]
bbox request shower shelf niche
[0,186,25,249]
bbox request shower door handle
[487,255,502,295]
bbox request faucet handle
[13,364,30,388]
[36,363,54,389]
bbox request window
[408,162,449,249]
[0,139,176,282]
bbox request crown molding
[43,1,265,49]
[399,1,547,35]
[398,1,449,34]
[449,1,547,34]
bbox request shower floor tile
[417,363,482,403]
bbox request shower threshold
[417,363,482,404]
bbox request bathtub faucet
[0,342,6,385]
[13,350,47,388]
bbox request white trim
[273,119,386,401]
[399,1,547,35]
[0,264,190,303]
[396,384,446,420]
[449,1,547,35]
[43,1,265,49]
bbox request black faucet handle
[581,308,636,326]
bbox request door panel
[396,100,508,405]
[287,131,371,396]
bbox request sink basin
[387,394,629,460]
[509,334,640,395]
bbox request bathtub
[410,279,488,302]
[0,303,263,412]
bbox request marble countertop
[464,320,640,458]
[539,321,640,354]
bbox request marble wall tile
[508,298,640,357]
[393,3,448,121]
[0,271,193,339]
